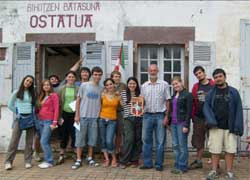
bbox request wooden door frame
[26,33,95,88]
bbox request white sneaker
[38,162,53,169]
[5,163,12,170]
[33,151,42,162]
[25,163,32,169]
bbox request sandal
[111,160,118,168]
[103,159,110,167]
[56,154,65,165]
[86,156,99,167]
[71,160,82,170]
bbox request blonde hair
[171,76,185,89]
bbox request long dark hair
[16,75,36,105]
[126,77,140,104]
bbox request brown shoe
[130,161,139,168]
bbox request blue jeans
[171,124,188,171]
[99,119,117,153]
[142,113,166,168]
[39,120,53,164]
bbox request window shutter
[189,41,216,91]
[81,41,106,82]
[13,42,35,90]
[0,43,13,105]
[106,40,133,82]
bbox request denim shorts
[75,117,98,147]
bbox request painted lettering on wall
[27,2,100,29]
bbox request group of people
[3,61,244,180]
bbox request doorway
[44,45,80,80]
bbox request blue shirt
[8,90,32,114]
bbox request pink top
[38,93,59,126]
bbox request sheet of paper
[69,100,76,112]
[74,122,80,131]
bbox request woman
[5,75,36,170]
[99,78,120,167]
[57,71,79,164]
[169,76,193,174]
[119,77,142,169]
[37,80,59,168]
[110,71,126,156]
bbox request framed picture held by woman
[131,96,144,116]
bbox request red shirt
[38,93,59,126]
[191,79,214,119]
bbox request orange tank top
[100,95,120,120]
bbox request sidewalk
[0,152,249,180]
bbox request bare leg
[60,148,65,155]
[211,154,220,171]
[225,153,234,172]
[76,147,83,160]
[197,148,204,160]
[104,152,109,161]
[88,146,93,158]
[111,153,118,167]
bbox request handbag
[16,107,35,130]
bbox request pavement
[0,152,249,180]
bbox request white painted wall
[0,1,249,87]
[0,1,250,150]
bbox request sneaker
[71,160,82,170]
[206,170,219,180]
[119,164,127,169]
[86,156,99,167]
[155,166,163,171]
[189,160,203,169]
[5,163,12,170]
[25,163,32,169]
[139,165,153,170]
[225,172,234,180]
[38,162,53,169]
[33,151,42,162]
[171,169,183,174]
[56,155,64,165]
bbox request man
[110,71,126,156]
[204,68,243,180]
[71,66,103,169]
[189,66,214,169]
[111,71,126,92]
[140,64,171,171]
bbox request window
[139,46,184,86]
[139,46,160,84]
[0,48,7,61]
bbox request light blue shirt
[8,90,32,114]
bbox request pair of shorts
[75,117,98,148]
[191,116,208,149]
[208,128,237,154]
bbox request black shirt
[214,86,230,129]
[196,82,213,118]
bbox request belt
[145,112,164,115]
[20,113,31,116]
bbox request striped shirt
[141,80,171,113]
[120,90,136,118]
